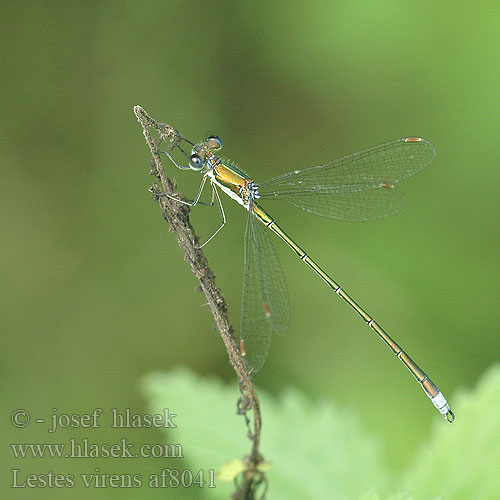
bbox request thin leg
[156,150,191,171]
[152,173,209,207]
[196,184,216,208]
[199,183,226,248]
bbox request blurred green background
[2,1,498,498]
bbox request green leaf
[401,364,500,500]
[142,365,500,499]
[142,367,389,499]
[216,458,246,482]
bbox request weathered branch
[134,106,265,499]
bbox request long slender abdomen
[252,207,454,422]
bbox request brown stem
[134,106,265,499]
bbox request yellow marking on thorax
[214,164,247,194]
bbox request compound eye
[189,154,204,171]
[207,136,223,150]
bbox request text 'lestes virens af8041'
[155,132,454,423]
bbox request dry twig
[134,106,265,499]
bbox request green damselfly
[155,133,454,422]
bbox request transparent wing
[240,208,290,373]
[268,184,406,220]
[258,138,435,221]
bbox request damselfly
[155,133,454,422]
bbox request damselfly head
[190,142,208,169]
[206,135,223,150]
[189,135,223,171]
[188,153,204,171]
